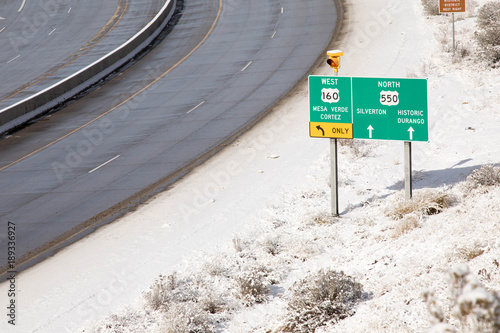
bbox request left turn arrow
[316,125,325,136]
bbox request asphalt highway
[0,0,166,109]
[0,0,337,277]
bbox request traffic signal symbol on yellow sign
[310,122,353,139]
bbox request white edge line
[18,0,27,12]
[241,61,252,72]
[271,31,277,39]
[89,155,121,174]
[7,55,20,64]
[186,101,205,114]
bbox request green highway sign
[309,76,352,138]
[309,76,352,123]
[352,77,428,141]
[309,76,428,142]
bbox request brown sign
[440,0,466,13]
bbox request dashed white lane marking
[7,55,20,63]
[271,31,277,39]
[241,61,252,72]
[187,100,205,114]
[49,28,56,35]
[89,155,121,174]
[68,7,72,14]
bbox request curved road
[0,0,337,277]
[0,0,166,109]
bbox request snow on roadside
[86,0,500,332]
[1,0,499,332]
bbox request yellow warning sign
[310,122,353,139]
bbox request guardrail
[0,0,176,135]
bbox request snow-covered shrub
[456,244,485,261]
[279,269,363,332]
[236,267,270,306]
[476,2,500,65]
[142,271,231,331]
[143,272,202,312]
[144,273,178,311]
[387,190,455,220]
[425,265,500,333]
[200,292,224,314]
[232,236,245,252]
[466,165,500,189]
[391,213,420,238]
[312,212,336,225]
[338,139,370,158]
[453,41,472,61]
[86,308,154,333]
[421,0,440,16]
[263,236,281,256]
[423,290,450,332]
[158,302,215,333]
[203,254,229,277]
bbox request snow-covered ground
[1,0,500,332]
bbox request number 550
[380,91,399,106]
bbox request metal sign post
[330,67,340,216]
[331,138,339,215]
[404,141,412,200]
[327,50,343,216]
[453,13,456,56]
[439,0,466,56]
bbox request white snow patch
[1,0,500,332]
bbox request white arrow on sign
[367,125,374,139]
[408,127,414,140]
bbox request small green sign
[352,78,428,141]
[309,76,352,123]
